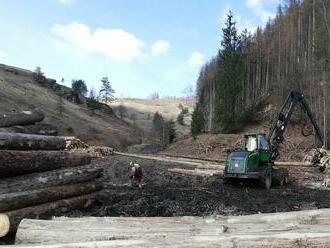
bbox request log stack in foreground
[0,110,103,237]
[11,209,330,247]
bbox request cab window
[259,136,270,150]
[246,137,257,151]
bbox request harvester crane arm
[267,91,323,159]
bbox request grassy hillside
[0,64,141,150]
[110,98,195,140]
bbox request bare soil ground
[69,154,330,219]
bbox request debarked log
[0,109,45,128]
[0,132,66,150]
[0,181,102,212]
[0,150,91,178]
[14,209,330,246]
[0,166,102,194]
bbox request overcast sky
[0,0,281,98]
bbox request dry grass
[110,98,195,140]
[0,64,141,150]
[111,98,194,119]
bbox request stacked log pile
[9,209,330,247]
[0,110,103,237]
[0,109,58,136]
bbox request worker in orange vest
[130,161,143,188]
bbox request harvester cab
[225,133,278,189]
[224,91,323,189]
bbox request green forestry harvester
[224,91,324,189]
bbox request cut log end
[0,214,10,237]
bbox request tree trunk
[274,161,314,167]
[0,123,58,136]
[0,132,67,150]
[168,168,223,176]
[0,181,102,212]
[8,234,330,248]
[0,150,91,178]
[15,209,330,246]
[0,109,45,128]
[0,166,102,194]
[6,193,97,234]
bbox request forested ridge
[192,0,330,146]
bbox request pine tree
[167,119,176,143]
[99,77,115,103]
[72,79,88,96]
[152,111,164,133]
[213,11,245,133]
[191,104,204,138]
[87,88,101,112]
[34,66,46,83]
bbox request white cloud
[245,0,276,24]
[187,52,205,67]
[58,0,75,5]
[51,22,145,62]
[151,40,171,56]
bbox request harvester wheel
[262,172,272,189]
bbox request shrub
[177,112,184,125]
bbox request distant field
[110,98,195,140]
[111,98,194,118]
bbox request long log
[0,123,58,136]
[8,234,330,248]
[0,109,45,128]
[275,161,314,167]
[114,152,219,168]
[0,150,91,177]
[0,166,102,194]
[5,240,149,248]
[14,209,330,246]
[168,168,223,176]
[0,132,66,150]
[5,194,97,234]
[0,181,102,212]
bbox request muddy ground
[71,154,330,218]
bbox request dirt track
[70,154,330,218]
